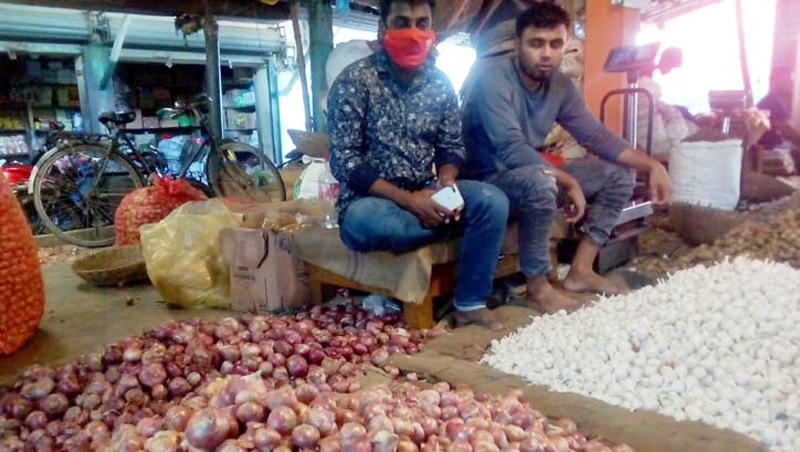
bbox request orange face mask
[383,28,436,70]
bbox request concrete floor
[0,259,232,386]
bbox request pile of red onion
[100,377,630,452]
[0,300,631,452]
[0,301,436,451]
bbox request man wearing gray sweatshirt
[463,3,672,313]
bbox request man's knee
[507,165,558,211]
[604,163,636,199]
[465,182,510,227]
[340,199,397,251]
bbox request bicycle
[30,95,286,248]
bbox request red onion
[25,410,47,429]
[39,393,68,416]
[296,384,320,405]
[287,355,309,378]
[307,406,336,435]
[135,416,163,438]
[307,367,327,385]
[294,343,312,356]
[273,340,293,356]
[139,363,167,388]
[284,330,303,345]
[264,388,298,410]
[504,425,526,443]
[241,343,261,360]
[84,420,110,445]
[236,402,265,424]
[342,439,372,452]
[254,427,282,450]
[339,422,367,442]
[9,396,33,420]
[273,367,289,383]
[187,371,203,386]
[216,438,247,452]
[57,377,81,397]
[268,353,286,368]
[399,440,421,452]
[370,430,400,452]
[64,406,89,425]
[125,388,148,405]
[371,349,390,367]
[320,436,342,452]
[143,430,181,452]
[20,377,55,400]
[124,345,143,363]
[185,408,236,450]
[352,343,369,356]
[292,424,322,448]
[266,405,298,434]
[168,377,192,397]
[165,406,192,431]
[308,348,326,365]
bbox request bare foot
[527,281,581,314]
[563,269,626,295]
[452,308,505,331]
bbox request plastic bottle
[318,161,340,229]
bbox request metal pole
[290,0,313,132]
[254,64,274,159]
[204,15,224,138]
[626,72,639,149]
[308,0,334,133]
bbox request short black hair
[379,0,436,24]
[516,2,571,37]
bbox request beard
[518,55,556,81]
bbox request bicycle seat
[98,110,137,126]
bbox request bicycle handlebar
[157,95,211,120]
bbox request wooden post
[307,0,334,133]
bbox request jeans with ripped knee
[489,160,634,278]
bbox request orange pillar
[584,0,642,137]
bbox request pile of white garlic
[482,257,800,451]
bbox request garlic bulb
[483,257,800,452]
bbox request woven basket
[71,245,149,287]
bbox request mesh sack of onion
[114,175,207,246]
[0,172,45,355]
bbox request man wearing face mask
[463,3,673,313]
[327,0,510,330]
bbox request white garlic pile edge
[482,257,800,452]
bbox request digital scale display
[603,42,661,73]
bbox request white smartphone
[431,185,465,212]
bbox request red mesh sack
[114,176,207,245]
[0,172,45,355]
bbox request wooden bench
[307,254,521,329]
[306,246,560,329]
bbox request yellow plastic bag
[140,199,243,309]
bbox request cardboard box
[219,227,305,314]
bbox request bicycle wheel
[32,144,144,248]
[207,141,286,202]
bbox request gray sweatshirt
[462,57,630,179]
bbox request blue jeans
[489,160,634,278]
[340,180,509,311]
